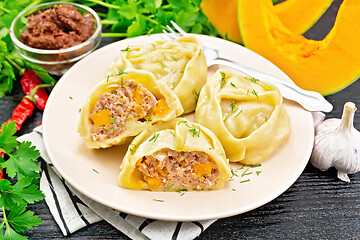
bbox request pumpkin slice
[201,0,333,43]
[238,0,360,95]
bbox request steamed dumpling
[78,69,183,149]
[195,69,290,165]
[118,118,231,191]
[107,36,207,113]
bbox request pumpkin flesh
[201,0,333,43]
[238,0,360,95]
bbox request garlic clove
[310,102,360,182]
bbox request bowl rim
[10,1,102,55]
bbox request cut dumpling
[195,69,290,165]
[78,69,183,148]
[107,36,207,113]
[118,118,231,191]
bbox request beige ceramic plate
[43,34,314,221]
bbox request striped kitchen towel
[17,126,216,240]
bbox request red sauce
[20,5,95,50]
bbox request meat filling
[90,79,157,141]
[136,148,219,190]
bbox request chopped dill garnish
[129,144,137,154]
[251,90,259,98]
[220,71,227,88]
[240,179,250,183]
[178,120,188,125]
[170,131,175,137]
[241,168,252,177]
[120,76,126,85]
[78,108,82,113]
[160,62,166,68]
[69,96,73,100]
[230,101,237,111]
[248,77,259,83]
[265,116,268,122]
[189,124,201,137]
[193,89,200,104]
[149,133,160,142]
[145,115,152,123]
[256,171,262,176]
[124,114,129,122]
[121,46,131,51]
[164,184,174,191]
[106,75,110,82]
[237,165,245,170]
[176,189,187,196]
[107,126,115,133]
[234,109,243,117]
[247,90,250,95]
[180,192,185,196]
[198,49,202,55]
[153,199,164,202]
[251,164,262,168]
[232,188,236,191]
[93,169,99,174]
[171,55,178,61]
[230,82,236,88]
[109,117,117,124]
[230,168,238,178]
[116,69,128,76]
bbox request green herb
[176,189,187,196]
[0,122,45,239]
[232,189,236,191]
[192,89,200,104]
[240,179,250,183]
[171,55,178,61]
[230,168,238,178]
[248,77,259,84]
[145,115,152,123]
[234,109,243,117]
[164,184,174,191]
[251,164,262,168]
[124,114,129,122]
[106,75,110,82]
[265,116,268,122]
[109,117,117,124]
[220,71,227,88]
[79,108,82,113]
[69,96,73,100]
[170,131,176,137]
[160,62,166,68]
[198,49,202,55]
[153,199,164,202]
[251,90,259,98]
[189,124,201,137]
[121,46,131,51]
[149,133,160,142]
[256,171,262,176]
[93,169,99,174]
[230,101,237,111]
[237,165,245,170]
[116,69,128,76]
[230,82,236,88]
[120,77,126,86]
[129,144,137,154]
[241,168,252,177]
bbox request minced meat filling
[136,148,219,190]
[90,79,156,141]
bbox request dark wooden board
[1,0,359,239]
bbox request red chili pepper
[21,69,49,111]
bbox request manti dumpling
[195,69,290,165]
[107,36,207,113]
[118,118,231,191]
[78,69,183,148]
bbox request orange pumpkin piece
[200,0,333,43]
[193,162,214,176]
[90,109,112,127]
[152,99,169,118]
[238,0,360,95]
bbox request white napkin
[17,126,216,240]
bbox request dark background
[1,0,359,239]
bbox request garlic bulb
[310,102,360,182]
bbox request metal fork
[163,20,333,113]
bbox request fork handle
[211,59,333,113]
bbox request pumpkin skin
[238,0,360,95]
[201,0,333,43]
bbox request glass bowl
[10,2,102,75]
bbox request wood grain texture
[3,0,360,239]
